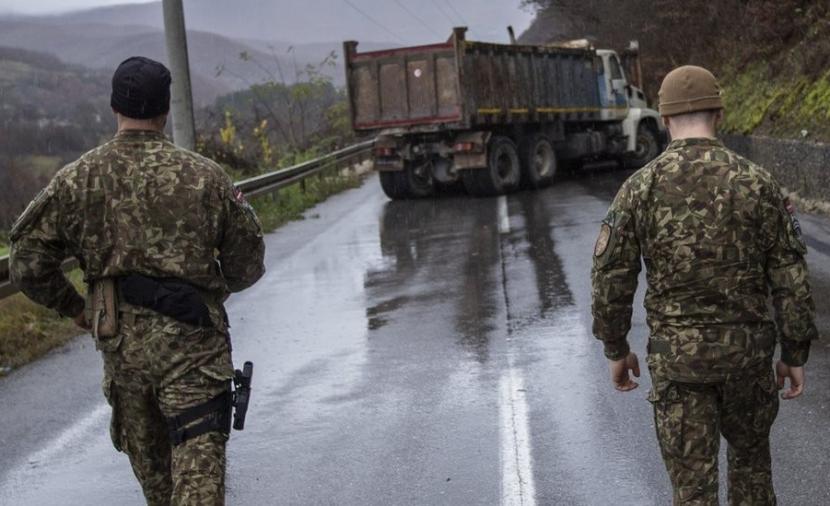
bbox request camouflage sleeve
[9,177,84,318]
[761,189,818,367]
[217,179,266,293]
[591,182,642,361]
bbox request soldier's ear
[661,116,673,138]
[713,109,724,128]
[152,114,168,130]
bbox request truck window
[609,56,623,80]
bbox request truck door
[598,52,629,121]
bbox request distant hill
[0,19,340,106]
[0,45,115,227]
[0,45,112,152]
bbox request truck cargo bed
[344,28,602,133]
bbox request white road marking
[497,192,534,505]
[498,195,511,234]
[499,367,536,506]
[1,404,109,491]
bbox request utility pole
[162,0,196,150]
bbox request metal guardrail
[0,140,375,300]
[236,140,374,197]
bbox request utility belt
[88,275,253,445]
[87,274,213,339]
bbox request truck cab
[596,46,665,165]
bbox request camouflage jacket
[10,130,265,322]
[591,138,817,382]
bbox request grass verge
[0,166,367,375]
[251,168,364,233]
[0,270,86,375]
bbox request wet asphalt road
[1,170,830,505]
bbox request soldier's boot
[721,368,779,506]
[649,379,720,505]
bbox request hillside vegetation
[520,0,830,142]
[0,46,112,229]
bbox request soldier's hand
[608,352,640,392]
[73,310,91,331]
[776,361,805,400]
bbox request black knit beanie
[110,56,172,119]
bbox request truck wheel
[462,136,521,197]
[626,123,660,168]
[379,171,409,199]
[378,160,434,199]
[520,134,557,189]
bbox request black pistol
[232,361,253,430]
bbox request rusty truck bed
[344,28,602,133]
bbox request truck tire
[462,136,521,197]
[379,160,434,199]
[520,134,557,189]
[626,123,660,168]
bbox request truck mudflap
[373,135,404,171]
[452,131,491,170]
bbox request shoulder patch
[9,186,54,241]
[233,187,247,205]
[594,224,611,257]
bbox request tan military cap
[658,65,723,116]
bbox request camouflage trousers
[98,308,234,506]
[648,366,779,506]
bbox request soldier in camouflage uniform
[10,57,265,505]
[591,65,817,505]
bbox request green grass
[0,166,366,375]
[0,245,7,257]
[0,270,86,375]
[251,168,364,233]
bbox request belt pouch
[90,278,119,338]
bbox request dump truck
[343,27,665,199]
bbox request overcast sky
[0,0,156,15]
[0,0,536,45]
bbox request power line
[429,0,477,39]
[342,0,406,44]
[443,0,468,25]
[429,0,456,27]
[394,0,443,38]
